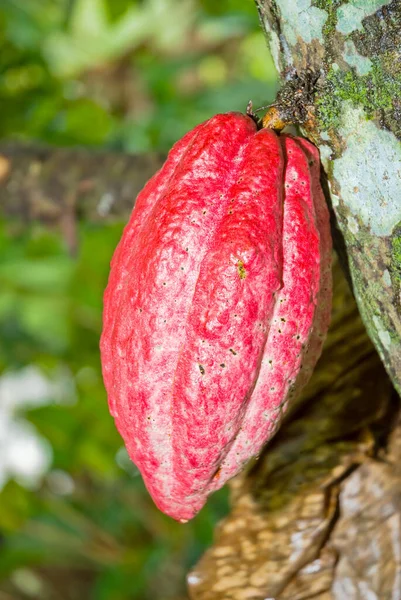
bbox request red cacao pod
[100,112,332,522]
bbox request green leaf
[19,295,71,352]
[43,0,150,77]
[63,99,115,145]
[0,257,73,293]
[70,0,108,39]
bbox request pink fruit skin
[100,113,332,522]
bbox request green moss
[347,228,401,350]
[391,229,401,283]
[313,0,341,38]
[316,58,399,129]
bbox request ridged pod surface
[100,112,332,522]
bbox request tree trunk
[256,0,401,396]
[189,2,401,598]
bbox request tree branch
[0,143,165,226]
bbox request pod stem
[250,68,320,133]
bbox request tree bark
[0,143,164,251]
[256,0,401,396]
[189,2,401,599]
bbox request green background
[0,1,277,598]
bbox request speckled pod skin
[100,113,332,522]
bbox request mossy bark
[256,0,401,396]
[189,3,401,599]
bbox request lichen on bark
[257,0,401,396]
[187,3,401,595]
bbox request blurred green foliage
[0,1,278,598]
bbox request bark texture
[0,142,164,232]
[189,2,401,598]
[256,0,401,396]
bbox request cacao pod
[100,112,332,522]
